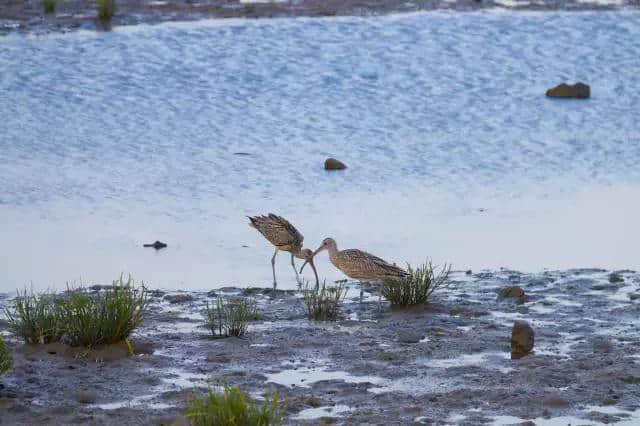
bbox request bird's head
[299,248,316,275]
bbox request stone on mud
[324,158,347,170]
[511,320,534,359]
[545,82,590,98]
[498,286,525,299]
[74,391,98,404]
[397,329,424,344]
[608,273,624,283]
[163,294,194,304]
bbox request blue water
[1,12,639,291]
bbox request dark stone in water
[546,82,590,98]
[511,320,534,359]
[74,391,98,404]
[143,240,167,250]
[608,273,624,283]
[465,270,473,275]
[207,290,218,298]
[324,157,347,170]
[397,329,424,344]
[163,294,194,304]
[498,286,525,299]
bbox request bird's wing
[338,249,407,278]
[249,214,303,248]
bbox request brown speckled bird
[248,214,318,289]
[301,237,407,301]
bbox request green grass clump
[187,385,284,426]
[97,0,116,21]
[303,281,346,321]
[43,0,57,13]
[205,297,258,338]
[60,275,148,347]
[4,289,64,344]
[381,261,452,307]
[0,336,12,376]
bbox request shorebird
[301,237,407,301]
[248,214,319,290]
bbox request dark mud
[1,269,639,425]
[1,0,639,36]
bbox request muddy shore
[0,268,639,425]
[1,0,639,36]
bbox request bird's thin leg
[291,252,301,286]
[271,249,278,290]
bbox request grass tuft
[0,336,12,376]
[187,385,284,426]
[97,0,116,21]
[205,297,258,338]
[43,0,57,13]
[60,275,148,347]
[303,281,346,321]
[381,261,452,307]
[4,289,64,344]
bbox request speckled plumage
[248,214,304,253]
[315,238,407,281]
[248,213,318,289]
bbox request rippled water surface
[1,12,639,291]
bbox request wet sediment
[0,268,639,425]
[1,0,639,36]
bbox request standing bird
[301,237,407,302]
[248,214,319,290]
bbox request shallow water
[1,12,640,291]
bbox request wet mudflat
[1,268,639,425]
[2,0,638,36]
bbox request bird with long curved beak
[248,214,319,289]
[301,237,407,302]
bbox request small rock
[629,293,640,301]
[74,391,98,404]
[511,321,534,359]
[546,82,590,98]
[621,376,640,384]
[143,240,167,250]
[499,286,526,299]
[324,158,347,170]
[397,329,423,344]
[163,294,194,304]
[608,273,624,283]
[207,290,218,298]
[465,270,473,275]
[206,353,232,363]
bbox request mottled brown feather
[330,248,407,281]
[248,214,304,252]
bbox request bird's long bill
[299,258,311,274]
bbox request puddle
[293,404,353,419]
[423,352,510,369]
[491,406,640,426]
[265,366,384,388]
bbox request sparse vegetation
[97,0,116,21]
[187,385,284,426]
[381,261,452,307]
[205,297,258,338]
[0,336,12,376]
[43,0,57,13]
[303,281,346,321]
[5,275,147,348]
[60,275,148,347]
[5,289,64,344]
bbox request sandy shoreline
[1,0,639,35]
[1,268,639,425]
